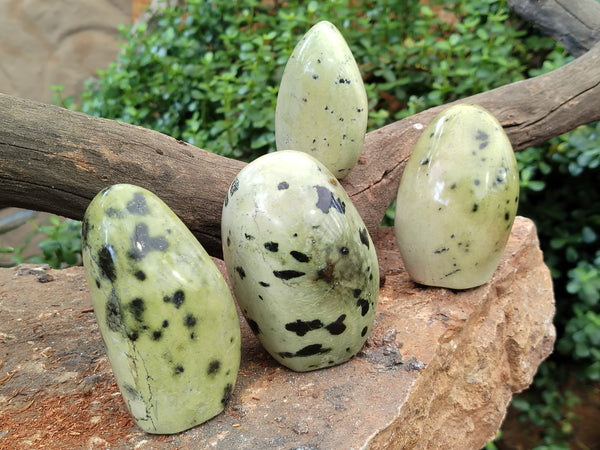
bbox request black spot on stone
[312,74,319,80]
[259,281,270,287]
[290,251,310,263]
[227,236,231,247]
[128,223,168,260]
[152,330,162,340]
[208,359,221,375]
[434,247,449,254]
[128,330,139,341]
[126,193,149,215]
[450,183,457,190]
[184,314,197,327]
[285,319,324,336]
[302,97,308,102]
[98,245,117,282]
[244,233,255,240]
[129,298,145,322]
[163,290,185,308]
[264,241,279,252]
[314,185,345,214]
[279,344,332,358]
[361,326,368,337]
[105,290,122,332]
[472,204,479,212]
[474,179,480,186]
[357,299,369,316]
[340,247,349,255]
[273,270,305,280]
[174,365,184,375]
[95,279,101,289]
[325,314,346,335]
[235,266,246,279]
[359,228,370,249]
[353,288,362,298]
[221,383,233,406]
[247,318,261,335]
[420,158,429,165]
[134,270,146,281]
[505,212,510,221]
[229,178,239,196]
[81,218,89,244]
[162,319,169,328]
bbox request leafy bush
[63,0,556,162]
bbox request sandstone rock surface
[0,216,555,448]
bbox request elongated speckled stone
[82,184,240,434]
[275,20,368,179]
[222,151,379,372]
[394,104,519,289]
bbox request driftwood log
[1,2,599,257]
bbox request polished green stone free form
[275,21,368,179]
[82,184,240,434]
[394,104,519,289]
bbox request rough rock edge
[369,219,555,449]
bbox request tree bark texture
[1,42,599,257]
[508,0,600,56]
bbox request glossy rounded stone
[394,104,519,289]
[222,151,379,371]
[82,184,240,434]
[275,20,368,179]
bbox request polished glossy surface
[394,104,519,289]
[222,151,379,371]
[82,184,240,433]
[275,21,368,179]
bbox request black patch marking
[95,279,101,289]
[174,365,184,375]
[128,223,168,260]
[105,290,122,332]
[184,314,197,327]
[259,281,270,287]
[472,204,479,212]
[314,185,346,214]
[290,251,310,262]
[98,245,117,282]
[278,344,332,358]
[162,319,169,328]
[163,290,185,308]
[221,383,233,406]
[340,247,349,255]
[244,233,255,240]
[273,270,305,280]
[126,193,149,215]
[357,299,369,316]
[285,319,324,336]
[134,270,146,281]
[152,330,162,340]
[359,228,370,249]
[361,326,368,337]
[129,298,145,322]
[325,314,347,335]
[235,266,246,279]
[247,318,261,335]
[353,289,362,298]
[229,178,239,197]
[208,359,221,375]
[264,241,279,252]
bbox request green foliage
[60,0,558,162]
[0,215,82,269]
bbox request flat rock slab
[0,217,555,448]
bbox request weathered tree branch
[1,49,599,257]
[508,0,600,56]
[344,43,600,231]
